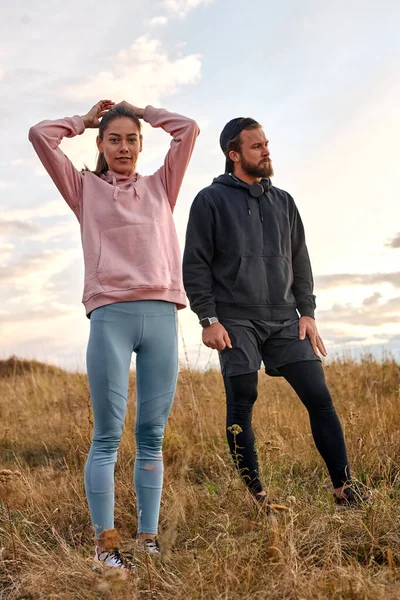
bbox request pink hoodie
[29,106,200,316]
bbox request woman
[29,99,199,569]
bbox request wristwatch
[200,317,219,328]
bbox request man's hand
[299,316,327,357]
[202,322,232,350]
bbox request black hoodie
[182,174,316,322]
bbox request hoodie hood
[100,169,143,201]
[212,173,247,188]
[212,173,272,221]
[212,173,271,189]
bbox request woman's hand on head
[81,100,115,128]
[113,101,144,119]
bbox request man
[183,117,360,507]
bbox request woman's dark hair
[84,105,142,177]
[225,120,260,174]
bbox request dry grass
[1,353,400,599]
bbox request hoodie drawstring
[227,174,266,222]
[245,192,264,222]
[258,197,264,222]
[112,175,119,202]
[112,176,139,201]
[246,193,251,216]
[132,184,140,200]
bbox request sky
[0,0,399,371]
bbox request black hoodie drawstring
[246,192,251,216]
[258,197,264,222]
[228,174,266,222]
[245,191,264,222]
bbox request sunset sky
[1,0,399,371]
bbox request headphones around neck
[229,174,271,197]
[249,179,271,198]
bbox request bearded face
[229,127,274,180]
[239,153,274,179]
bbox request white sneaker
[138,538,160,554]
[94,548,135,570]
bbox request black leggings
[224,360,350,494]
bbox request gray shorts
[218,318,321,378]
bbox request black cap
[220,117,259,172]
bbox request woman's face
[97,117,142,176]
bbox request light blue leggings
[84,300,178,537]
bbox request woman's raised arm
[28,100,114,219]
[144,105,200,212]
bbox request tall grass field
[0,353,399,599]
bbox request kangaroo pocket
[96,223,171,292]
[232,255,294,305]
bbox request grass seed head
[228,424,242,435]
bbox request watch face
[200,318,211,328]
[200,317,218,328]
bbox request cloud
[0,219,77,244]
[0,252,63,282]
[162,0,215,18]
[372,331,400,343]
[0,303,75,324]
[2,68,48,85]
[362,292,382,307]
[315,272,400,289]
[1,317,90,372]
[0,220,40,235]
[0,249,81,312]
[317,295,400,328]
[61,35,202,107]
[149,16,169,25]
[320,328,367,345]
[386,233,400,248]
[51,36,202,172]
[316,293,400,351]
[331,335,367,345]
[0,242,14,265]
[387,333,400,343]
[0,247,83,360]
[2,200,72,221]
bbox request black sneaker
[94,548,135,570]
[333,485,371,507]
